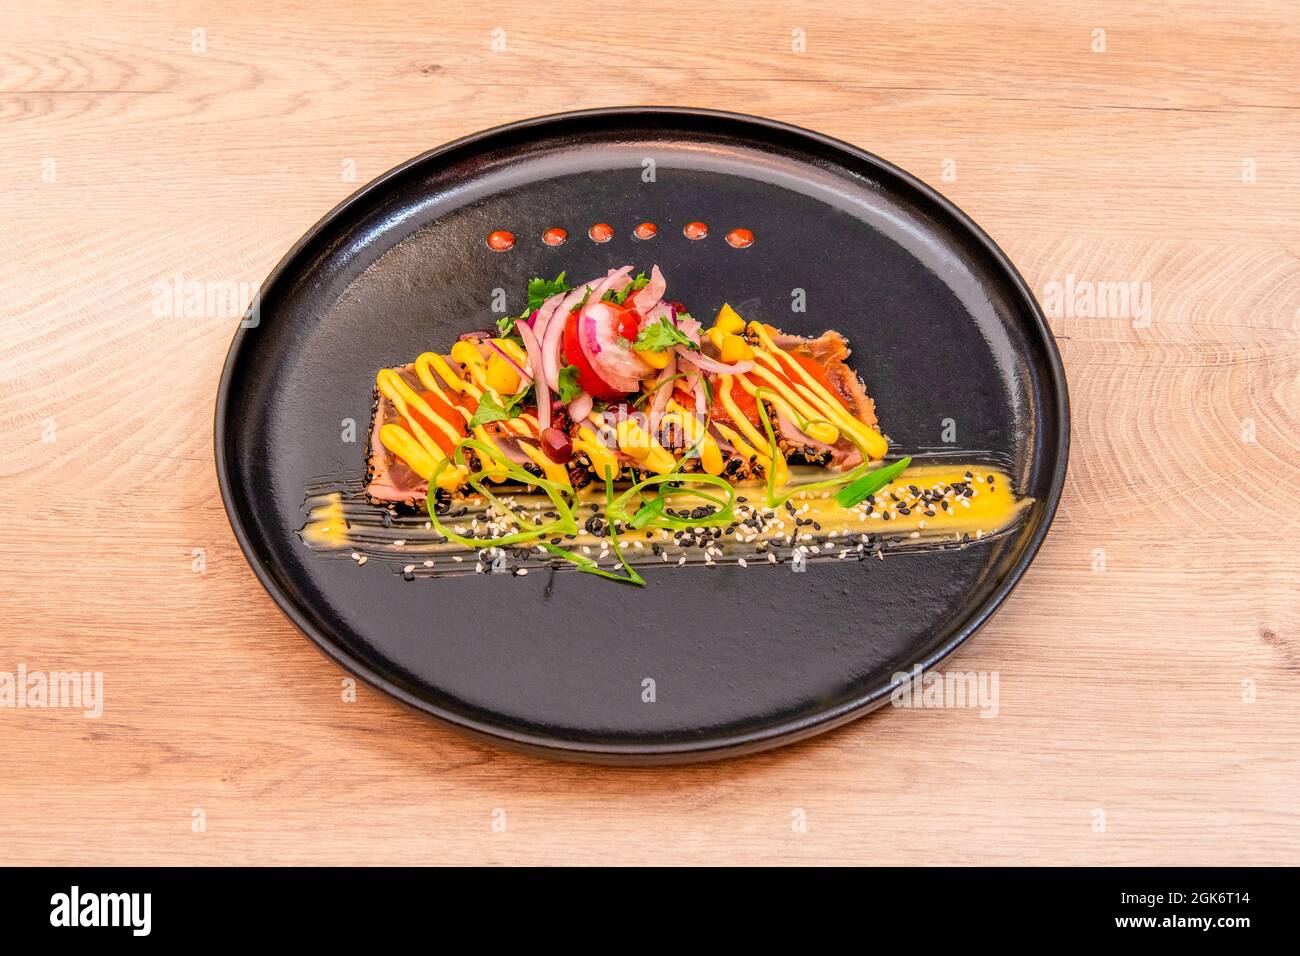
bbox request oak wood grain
[1,0,1297,866]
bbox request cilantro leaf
[527,271,569,312]
[469,386,533,428]
[556,364,583,404]
[610,272,649,305]
[497,272,571,337]
[633,316,698,352]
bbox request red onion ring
[567,391,593,423]
[631,264,666,316]
[540,284,592,391]
[675,346,754,376]
[486,429,533,466]
[488,340,532,381]
[776,407,835,454]
[515,321,548,424]
[648,354,677,430]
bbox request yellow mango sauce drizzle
[299,461,1031,578]
[335,305,1030,580]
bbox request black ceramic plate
[216,108,1068,764]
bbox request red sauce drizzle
[588,222,614,243]
[486,230,515,252]
[633,221,657,240]
[683,221,709,240]
[542,227,567,247]
[725,227,755,249]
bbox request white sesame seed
[517,568,528,576]
[357,556,368,566]
[738,558,748,568]
[403,564,415,573]
[452,555,463,562]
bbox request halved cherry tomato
[561,308,628,401]
[608,301,642,344]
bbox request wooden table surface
[2,0,1297,866]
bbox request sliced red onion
[648,354,677,430]
[776,407,834,454]
[579,298,650,393]
[540,279,603,390]
[567,391,593,423]
[675,346,753,376]
[639,300,672,328]
[675,314,702,346]
[593,265,634,301]
[691,375,707,416]
[488,340,532,381]
[530,292,567,347]
[515,321,548,424]
[631,264,666,316]
[487,430,533,466]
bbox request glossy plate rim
[214,106,1070,765]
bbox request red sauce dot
[633,221,657,240]
[725,227,755,249]
[486,230,515,252]
[542,227,567,247]
[683,221,709,240]
[588,222,614,243]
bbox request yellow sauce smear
[301,463,1029,576]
